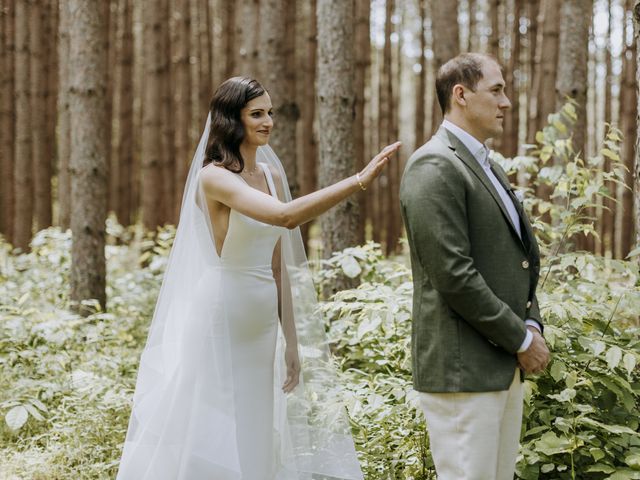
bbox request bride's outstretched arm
[200,142,401,229]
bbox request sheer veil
[116,114,363,479]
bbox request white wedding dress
[116,115,364,480]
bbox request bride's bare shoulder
[200,163,234,188]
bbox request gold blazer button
[521,260,530,269]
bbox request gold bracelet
[356,172,367,191]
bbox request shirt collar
[442,119,490,167]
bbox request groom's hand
[517,327,550,374]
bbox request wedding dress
[116,115,364,480]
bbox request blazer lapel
[489,160,540,259]
[436,128,523,244]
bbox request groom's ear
[451,84,467,108]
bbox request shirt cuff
[517,329,533,353]
[525,319,542,333]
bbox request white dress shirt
[441,119,539,352]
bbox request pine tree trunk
[602,0,615,255]
[30,0,51,231]
[354,0,370,244]
[260,0,299,197]
[116,0,134,226]
[503,0,521,158]
[197,0,212,122]
[430,0,459,133]
[69,0,108,311]
[528,0,558,143]
[556,0,590,158]
[633,0,640,253]
[469,0,478,51]
[233,0,260,76]
[57,0,71,229]
[141,0,165,230]
[378,0,393,253]
[173,0,191,220]
[13,0,32,250]
[618,0,637,258]
[45,0,58,225]
[0,0,15,241]
[415,0,427,149]
[160,0,174,224]
[489,0,502,58]
[316,0,358,264]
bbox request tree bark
[0,0,15,241]
[602,0,615,255]
[31,0,52,231]
[556,0,591,158]
[69,0,109,310]
[13,0,32,250]
[528,0,559,144]
[141,0,165,229]
[415,0,427,149]
[116,0,134,226]
[633,0,640,254]
[430,0,459,134]
[354,0,370,245]
[260,0,299,197]
[173,0,191,220]
[316,0,358,264]
[616,0,640,258]
[232,0,260,76]
[503,0,521,158]
[57,0,71,229]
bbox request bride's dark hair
[203,77,266,172]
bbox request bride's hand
[283,345,300,393]
[357,141,401,189]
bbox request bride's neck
[239,143,258,172]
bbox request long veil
[116,115,363,480]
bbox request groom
[400,52,550,479]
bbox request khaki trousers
[418,369,523,480]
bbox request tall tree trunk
[260,0,299,196]
[141,1,165,230]
[354,0,370,245]
[556,0,590,158]
[503,0,521,158]
[528,0,559,144]
[469,0,478,51]
[556,0,591,251]
[316,0,358,266]
[489,0,502,58]
[57,0,71,229]
[415,0,427,149]
[173,0,191,220]
[430,0,459,134]
[233,0,260,76]
[69,0,108,311]
[633,0,640,253]
[618,0,637,258]
[197,0,212,122]
[31,0,51,231]
[378,0,393,253]
[45,0,59,225]
[116,0,134,226]
[602,0,615,256]
[295,0,317,245]
[13,0,32,250]
[0,0,15,241]
[160,0,174,224]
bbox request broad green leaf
[5,405,28,431]
[534,431,574,456]
[541,463,555,473]
[624,353,637,376]
[586,463,616,473]
[579,417,638,435]
[606,346,623,370]
[626,453,640,469]
[602,148,620,161]
[550,361,566,383]
[340,255,362,278]
[591,340,606,357]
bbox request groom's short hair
[436,53,499,114]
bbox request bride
[116,77,400,480]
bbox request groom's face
[463,59,511,141]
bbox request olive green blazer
[399,127,542,393]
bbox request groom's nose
[499,93,511,110]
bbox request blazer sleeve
[400,153,527,354]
